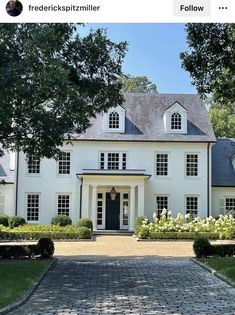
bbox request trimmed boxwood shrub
[0,215,9,227]
[193,237,212,258]
[211,244,235,257]
[148,231,219,240]
[76,218,93,232]
[134,216,149,235]
[8,216,26,228]
[37,238,54,258]
[0,244,37,259]
[51,215,72,227]
[77,227,91,239]
[138,226,149,239]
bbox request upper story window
[58,152,71,175]
[103,105,126,133]
[99,152,127,170]
[109,112,119,129]
[186,154,198,177]
[163,101,187,134]
[171,113,181,130]
[156,153,168,176]
[27,155,40,174]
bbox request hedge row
[0,238,54,259]
[193,238,235,258]
[0,229,92,240]
[146,231,219,240]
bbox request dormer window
[103,105,126,133]
[163,101,187,134]
[109,112,119,129]
[171,113,181,130]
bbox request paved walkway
[7,257,235,315]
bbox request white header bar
[1,0,235,23]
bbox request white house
[1,93,235,231]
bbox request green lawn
[201,257,235,283]
[0,260,49,308]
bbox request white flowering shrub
[138,210,235,240]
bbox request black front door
[105,192,120,230]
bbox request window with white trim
[156,196,168,217]
[122,193,129,226]
[0,195,5,214]
[27,194,39,221]
[186,154,198,177]
[109,112,119,129]
[99,152,127,170]
[171,112,181,130]
[97,193,103,226]
[156,154,168,176]
[27,155,40,174]
[186,196,198,219]
[58,195,70,216]
[225,198,235,214]
[58,152,71,174]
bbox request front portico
[78,170,150,231]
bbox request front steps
[93,230,133,236]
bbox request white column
[91,185,97,231]
[129,185,136,231]
[81,184,89,218]
[138,184,145,217]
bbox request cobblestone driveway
[8,258,235,315]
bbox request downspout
[15,151,20,215]
[207,143,210,217]
[79,178,83,219]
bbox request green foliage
[134,216,149,235]
[211,245,235,257]
[202,257,235,282]
[180,24,235,106]
[0,215,9,227]
[0,245,37,259]
[138,226,149,239]
[193,237,212,258]
[37,238,54,258]
[0,24,127,157]
[51,215,72,226]
[120,75,158,93]
[209,107,235,138]
[76,218,93,232]
[77,227,92,239]
[8,216,26,228]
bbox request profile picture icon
[6,0,23,17]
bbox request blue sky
[78,24,196,94]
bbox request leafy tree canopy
[180,24,235,106]
[0,24,127,157]
[209,107,235,138]
[120,75,158,93]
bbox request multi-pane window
[108,153,119,169]
[0,195,5,214]
[186,196,198,219]
[97,193,103,226]
[186,154,198,176]
[58,195,70,216]
[122,193,129,226]
[27,155,40,174]
[109,112,119,129]
[99,152,127,170]
[156,196,168,217]
[171,112,181,130]
[156,154,168,176]
[58,152,71,174]
[27,194,39,221]
[225,198,235,214]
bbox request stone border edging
[0,258,56,315]
[190,257,235,288]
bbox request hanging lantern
[110,187,117,201]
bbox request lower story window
[186,196,198,219]
[156,196,168,217]
[225,198,235,214]
[122,193,129,226]
[0,195,5,214]
[58,195,70,216]
[27,194,39,221]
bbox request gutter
[207,143,210,217]
[79,178,83,219]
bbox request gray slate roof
[212,139,235,187]
[0,151,15,184]
[75,93,216,142]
